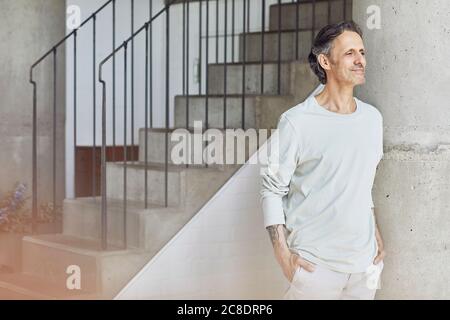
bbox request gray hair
[308,21,363,84]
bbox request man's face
[323,31,367,86]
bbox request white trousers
[283,260,384,300]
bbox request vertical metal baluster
[216,0,219,63]
[99,63,108,251]
[295,0,299,60]
[261,0,265,94]
[224,0,228,129]
[92,15,97,198]
[183,0,186,100]
[312,0,316,46]
[145,23,149,209]
[187,0,190,131]
[327,0,331,24]
[150,0,153,128]
[241,0,246,129]
[113,0,116,162]
[131,0,135,163]
[53,48,57,212]
[247,0,250,35]
[123,42,128,248]
[199,0,203,95]
[344,0,347,20]
[74,31,78,197]
[31,69,37,233]
[232,0,235,62]
[165,5,170,207]
[205,0,210,167]
[277,0,281,95]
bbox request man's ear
[318,53,332,71]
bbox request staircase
[0,0,350,299]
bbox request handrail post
[30,68,38,234]
[99,62,108,251]
[53,47,58,213]
[241,0,247,129]
[112,0,117,162]
[74,30,78,198]
[277,0,281,95]
[123,41,128,249]
[165,4,170,207]
[224,0,228,129]
[92,14,97,198]
[261,0,266,94]
[131,0,135,163]
[144,22,149,210]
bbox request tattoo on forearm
[267,225,287,247]
[267,225,280,246]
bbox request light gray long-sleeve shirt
[260,91,384,273]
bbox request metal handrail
[29,0,114,73]
[29,0,164,236]
[99,0,178,250]
[29,0,116,234]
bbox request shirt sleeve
[260,114,301,228]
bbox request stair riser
[63,200,143,249]
[138,130,261,165]
[207,63,291,95]
[107,163,240,211]
[22,239,99,293]
[106,164,184,207]
[174,97,257,129]
[172,64,318,135]
[62,162,240,251]
[239,31,314,63]
[269,0,351,31]
[22,237,152,297]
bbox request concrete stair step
[173,63,320,131]
[138,127,266,166]
[106,160,241,209]
[239,29,319,63]
[269,0,352,32]
[106,161,185,207]
[207,62,292,95]
[174,95,258,129]
[63,197,185,249]
[173,94,304,131]
[0,273,99,300]
[63,196,197,252]
[21,234,155,298]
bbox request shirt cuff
[261,195,286,228]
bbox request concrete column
[353,0,450,299]
[0,1,66,206]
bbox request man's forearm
[266,225,291,262]
[372,207,386,263]
[372,207,383,242]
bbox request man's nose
[354,52,366,66]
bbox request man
[260,21,386,300]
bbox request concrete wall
[0,1,66,206]
[353,0,450,299]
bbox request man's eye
[361,52,366,56]
[346,52,353,55]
